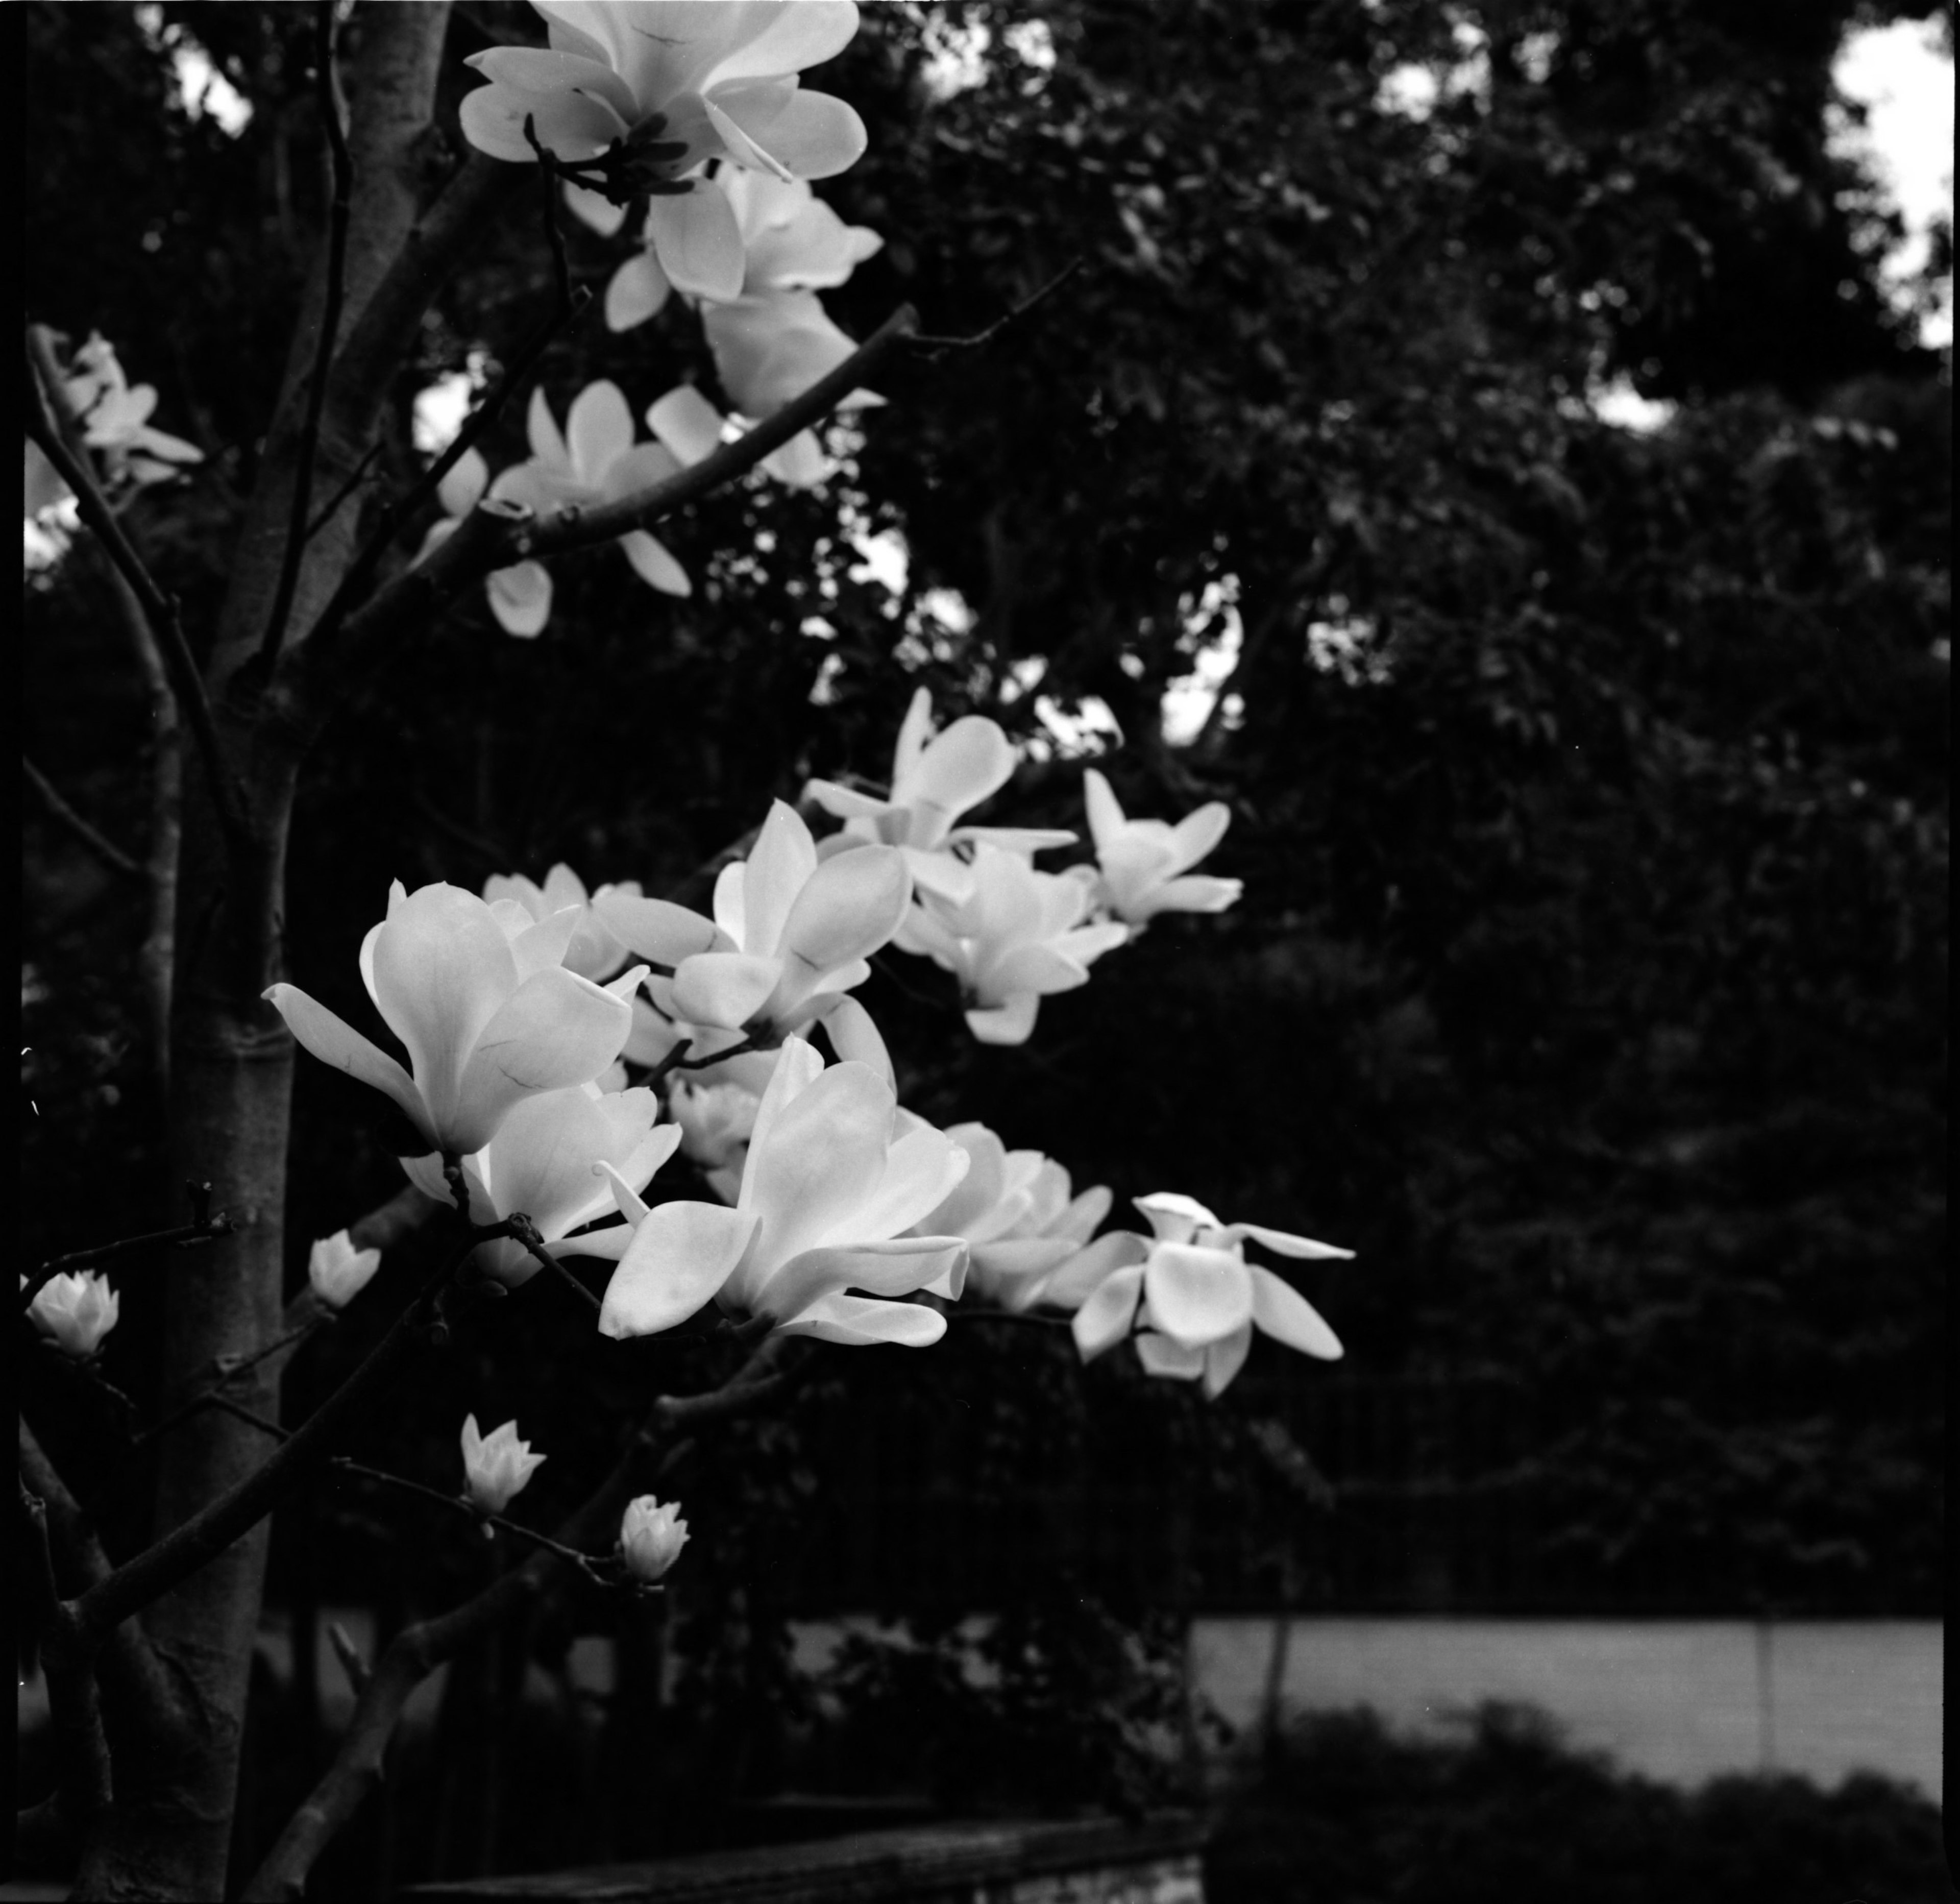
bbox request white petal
[487,562,552,638]
[605,250,674,332]
[617,528,692,597]
[450,966,633,1154]
[671,951,782,1029]
[265,985,429,1145]
[1071,1263,1144,1360]
[1248,1263,1343,1360]
[1229,1221,1354,1261]
[1136,1333,1207,1381]
[776,1290,947,1347]
[647,182,747,303]
[1141,1242,1255,1349]
[647,384,726,467]
[598,1201,758,1338]
[1203,1325,1255,1398]
[965,996,1040,1045]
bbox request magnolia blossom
[598,800,909,1084]
[66,333,203,490]
[460,1,867,301]
[28,1270,120,1358]
[484,863,639,982]
[460,1414,546,1515]
[1072,1193,1352,1399]
[895,844,1128,1045]
[669,1077,761,1202]
[413,447,559,638]
[806,690,1075,900]
[266,881,645,1158]
[402,1082,677,1286]
[906,1122,1116,1310]
[307,1231,381,1310]
[1073,769,1243,927]
[595,1036,968,1346]
[619,1494,690,1582]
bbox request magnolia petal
[488,561,552,638]
[566,380,634,489]
[598,1157,653,1226]
[450,966,633,1154]
[1132,1191,1217,1244]
[776,1290,947,1348]
[803,779,891,822]
[720,85,868,181]
[605,249,673,332]
[1071,1262,1144,1360]
[898,716,1016,845]
[458,67,634,166]
[742,801,820,957]
[1248,1263,1343,1360]
[266,985,428,1143]
[844,1128,970,1245]
[708,3,863,84]
[988,941,1090,1000]
[949,825,1079,857]
[735,1061,894,1278]
[594,894,728,966]
[437,446,489,519]
[647,384,725,467]
[1055,1183,1115,1245]
[369,885,519,1137]
[618,528,692,597]
[761,430,830,489]
[466,46,639,124]
[970,1237,1075,1286]
[1136,1333,1207,1381]
[647,182,746,303]
[966,996,1040,1045]
[1146,874,1244,917]
[901,846,977,903]
[1168,800,1233,875]
[1030,1230,1149,1312]
[1230,1221,1355,1261]
[1203,1324,1256,1398]
[1142,1241,1255,1349]
[777,843,909,980]
[672,951,782,1030]
[734,1034,826,1198]
[507,906,581,982]
[1082,768,1125,852]
[759,1235,966,1322]
[597,1201,758,1338]
[815,993,892,1085]
[564,179,627,237]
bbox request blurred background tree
[22,0,1946,1882]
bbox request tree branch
[240,1336,795,1901]
[23,337,254,849]
[23,756,142,880]
[296,304,920,702]
[23,1205,235,1312]
[259,0,355,667]
[18,1480,113,1847]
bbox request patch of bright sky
[135,7,253,136]
[1831,19,1953,347]
[1161,581,1243,746]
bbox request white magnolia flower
[460,1414,547,1515]
[806,689,1075,901]
[65,333,203,489]
[265,881,646,1158]
[413,446,560,639]
[597,799,909,1084]
[28,1270,120,1358]
[1072,1192,1352,1399]
[1073,769,1242,927]
[461,1,868,301]
[402,1083,677,1286]
[895,844,1128,1045]
[307,1231,382,1310]
[906,1121,1115,1310]
[477,381,712,634]
[619,1494,690,1582]
[483,863,640,982]
[595,1036,968,1345]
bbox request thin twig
[23,756,143,879]
[69,1223,492,1647]
[260,0,354,666]
[23,1210,235,1312]
[23,339,253,847]
[507,1212,602,1312]
[642,1039,693,1091]
[522,115,574,310]
[17,1482,113,1841]
[326,1621,371,1696]
[674,1036,761,1073]
[907,259,1083,354]
[328,1457,618,1585]
[957,1307,1074,1329]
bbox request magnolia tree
[20,6,1351,1898]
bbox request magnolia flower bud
[308,1230,381,1310]
[619,1495,689,1583]
[28,1270,120,1358]
[459,1414,546,1516]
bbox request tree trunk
[70,11,457,1893]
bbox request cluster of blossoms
[268,687,1344,1421]
[425,1,885,636]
